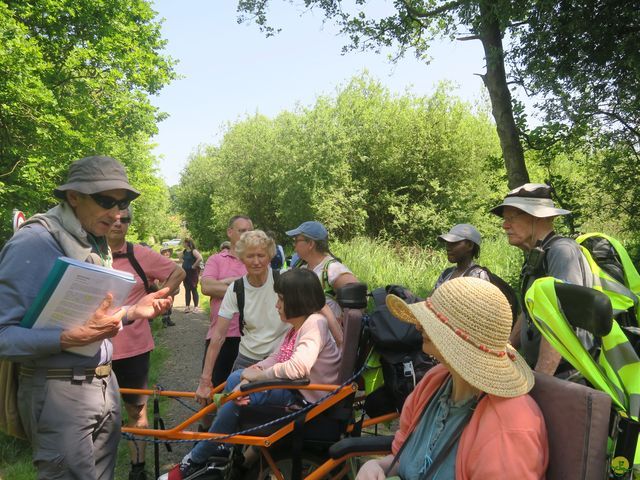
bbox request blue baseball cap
[286,221,328,241]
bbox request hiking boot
[129,462,147,480]
[157,452,206,480]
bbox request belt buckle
[94,364,111,377]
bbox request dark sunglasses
[88,193,131,210]
[119,217,132,224]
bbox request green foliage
[177,74,503,248]
[0,0,176,243]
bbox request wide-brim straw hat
[386,277,533,398]
[490,183,570,218]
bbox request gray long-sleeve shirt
[0,223,110,368]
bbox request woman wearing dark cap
[356,277,548,479]
[433,223,490,290]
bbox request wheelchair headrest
[555,283,613,337]
[336,282,368,309]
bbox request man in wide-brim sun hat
[356,277,548,480]
[490,183,593,377]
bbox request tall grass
[333,236,523,297]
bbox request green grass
[333,236,523,297]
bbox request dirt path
[152,285,211,472]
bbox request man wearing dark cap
[286,220,360,347]
[490,183,593,376]
[0,156,172,479]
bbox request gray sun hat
[490,183,570,218]
[54,156,140,200]
[285,221,328,241]
[438,224,482,247]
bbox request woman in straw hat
[356,277,548,480]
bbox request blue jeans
[190,369,297,463]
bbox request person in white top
[196,230,288,403]
[286,220,360,347]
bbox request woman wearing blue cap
[286,221,360,347]
[433,224,490,291]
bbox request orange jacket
[392,364,548,479]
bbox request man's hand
[127,287,173,321]
[195,378,213,406]
[60,294,125,349]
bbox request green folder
[21,256,135,328]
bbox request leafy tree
[177,74,504,246]
[0,0,175,242]
[236,0,531,188]
[509,0,640,235]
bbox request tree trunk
[478,1,529,189]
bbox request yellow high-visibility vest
[525,277,640,475]
[577,232,640,324]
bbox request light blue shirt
[0,223,111,367]
[397,377,476,480]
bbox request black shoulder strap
[113,242,152,293]
[234,269,280,336]
[233,278,245,336]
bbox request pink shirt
[111,244,177,360]
[202,250,246,340]
[256,313,341,403]
[392,364,548,479]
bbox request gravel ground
[150,287,211,475]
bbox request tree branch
[0,160,21,178]
[457,35,481,41]
[401,0,465,20]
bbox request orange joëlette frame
[120,382,398,480]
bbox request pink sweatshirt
[392,364,548,479]
[255,313,341,403]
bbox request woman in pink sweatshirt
[356,277,548,480]
[160,268,341,480]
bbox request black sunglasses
[88,193,131,210]
[119,217,132,224]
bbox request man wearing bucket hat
[286,220,360,347]
[433,223,490,290]
[356,277,548,479]
[490,183,593,376]
[0,156,172,479]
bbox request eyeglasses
[293,237,308,244]
[502,212,524,223]
[119,217,132,224]
[88,193,131,210]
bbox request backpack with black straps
[479,267,521,327]
[363,285,437,416]
[233,269,280,335]
[112,242,158,293]
[576,232,640,351]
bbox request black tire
[242,449,332,480]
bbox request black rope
[121,362,368,446]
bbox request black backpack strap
[233,278,245,336]
[113,242,152,293]
[234,269,279,336]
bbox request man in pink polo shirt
[201,215,253,386]
[108,208,185,480]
